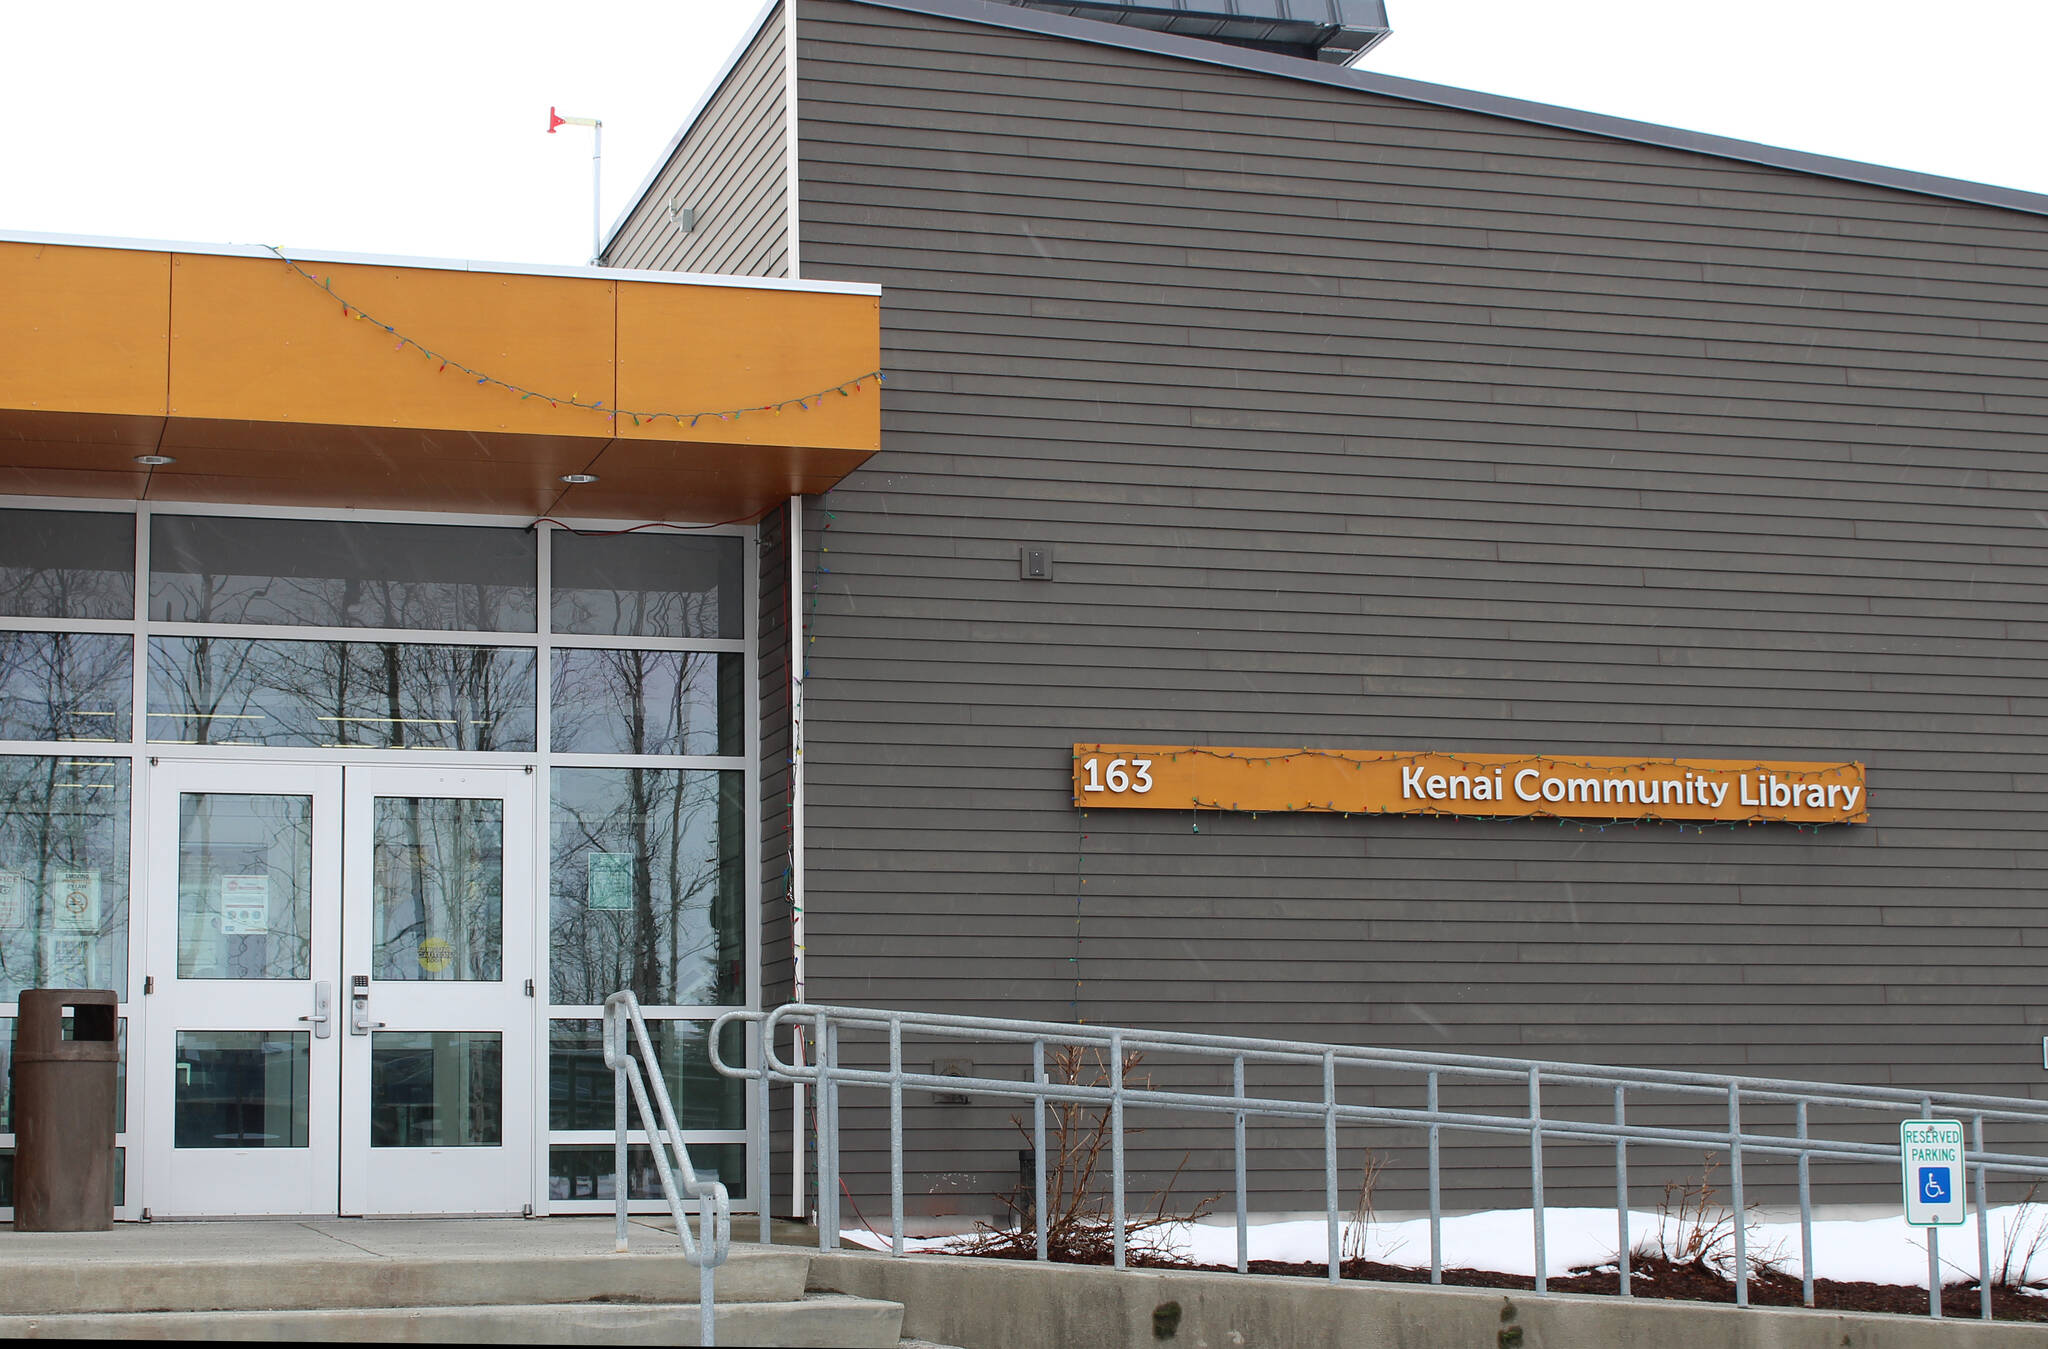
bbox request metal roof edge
[841,0,2048,222]
[600,0,784,261]
[0,228,879,296]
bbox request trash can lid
[14,989,120,1055]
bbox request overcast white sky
[2,0,2044,267]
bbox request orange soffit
[1071,746,1868,826]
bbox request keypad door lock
[349,974,385,1035]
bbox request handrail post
[1033,1040,1048,1263]
[613,1004,629,1254]
[1234,1055,1249,1276]
[1324,1051,1339,1284]
[1797,1100,1814,1308]
[1111,1031,1127,1271]
[1728,1085,1747,1308]
[1975,1114,1992,1321]
[1530,1067,1545,1295]
[824,1018,842,1252]
[1614,1085,1629,1297]
[1428,1071,1442,1285]
[756,1017,771,1246]
[889,1018,904,1258]
[813,1010,832,1251]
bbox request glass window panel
[175,793,313,981]
[547,1143,743,1203]
[548,1018,743,1132]
[148,637,536,751]
[549,769,745,1007]
[370,1031,502,1147]
[0,756,130,1003]
[551,650,740,757]
[550,532,741,640]
[173,1031,309,1148]
[0,1016,126,1134]
[149,515,536,631]
[373,797,503,982]
[0,1147,121,1207]
[0,633,133,742]
[0,509,134,621]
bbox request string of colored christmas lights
[1071,745,1862,777]
[266,246,884,426]
[1169,797,1850,830]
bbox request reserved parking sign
[1901,1119,1967,1226]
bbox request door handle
[349,975,386,1036]
[298,980,333,1039]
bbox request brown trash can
[11,989,119,1231]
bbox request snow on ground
[842,1205,2048,1287]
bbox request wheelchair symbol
[1919,1167,1951,1204]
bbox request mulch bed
[965,1244,2048,1322]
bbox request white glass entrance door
[144,762,534,1217]
[144,761,343,1216]
[339,766,533,1215]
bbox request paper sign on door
[52,870,100,932]
[220,874,271,935]
[588,852,633,911]
[0,870,22,928]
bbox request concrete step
[0,1292,907,1346]
[0,1244,812,1316]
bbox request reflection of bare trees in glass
[175,794,314,981]
[148,639,536,749]
[0,756,129,1001]
[549,535,738,639]
[548,769,742,1006]
[0,511,134,621]
[551,650,728,756]
[0,634,132,741]
[149,518,535,632]
[372,798,504,982]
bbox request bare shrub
[1995,1182,2048,1291]
[1342,1148,1405,1264]
[958,1043,1213,1263]
[1633,1153,1784,1279]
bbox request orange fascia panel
[166,254,618,436]
[1072,745,1870,827]
[0,241,881,517]
[614,282,880,449]
[0,242,170,417]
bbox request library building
[7,0,2048,1219]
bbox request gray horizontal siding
[783,0,2048,1213]
[607,5,789,276]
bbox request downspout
[788,492,808,1220]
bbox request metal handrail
[603,991,731,1348]
[712,1001,2048,1323]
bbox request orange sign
[1072,746,1867,826]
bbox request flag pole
[548,107,604,263]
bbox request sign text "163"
[1078,755,1154,796]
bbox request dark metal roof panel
[850,0,2048,222]
[1007,0,1389,61]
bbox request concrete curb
[810,1250,2048,1349]
[0,1247,811,1316]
